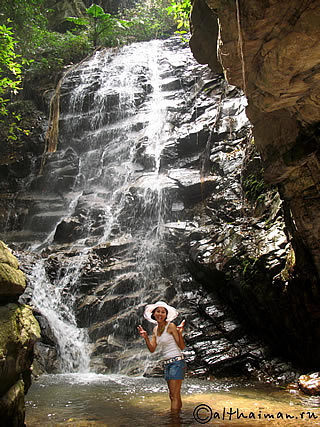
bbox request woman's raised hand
[177,319,185,333]
[137,324,148,339]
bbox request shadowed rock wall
[189,0,320,367]
[190,0,320,274]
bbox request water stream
[21,37,199,373]
[26,374,320,426]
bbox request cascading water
[27,258,91,372]
[5,34,301,393]
[17,37,204,373]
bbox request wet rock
[33,342,60,375]
[2,37,310,383]
[54,217,86,243]
[190,0,320,280]
[298,373,320,396]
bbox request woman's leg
[167,379,183,412]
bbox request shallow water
[25,374,320,426]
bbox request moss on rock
[0,304,40,409]
[0,241,19,270]
[0,264,26,302]
[0,241,26,302]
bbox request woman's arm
[168,322,185,351]
[137,325,157,353]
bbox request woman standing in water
[137,301,186,412]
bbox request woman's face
[153,307,167,323]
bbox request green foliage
[243,173,265,203]
[0,24,22,90]
[242,257,258,277]
[26,29,92,80]
[120,0,176,43]
[0,22,31,139]
[0,0,183,142]
[240,256,264,291]
[166,0,191,40]
[68,1,176,47]
[0,0,47,48]
[68,3,131,47]
[279,248,295,283]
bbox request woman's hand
[138,325,157,353]
[177,319,185,334]
[137,324,148,339]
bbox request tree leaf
[87,4,105,18]
[67,17,89,26]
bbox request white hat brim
[143,300,179,324]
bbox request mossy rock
[0,304,41,396]
[0,241,26,302]
[0,241,19,270]
[0,264,26,302]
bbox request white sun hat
[143,300,179,324]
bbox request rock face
[298,372,320,396]
[190,0,320,367]
[0,37,299,383]
[0,241,40,426]
[190,0,320,273]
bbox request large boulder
[298,373,320,396]
[0,241,40,426]
[0,304,40,426]
[0,241,26,303]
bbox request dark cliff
[189,0,320,367]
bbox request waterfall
[6,34,298,382]
[28,258,91,372]
[21,37,204,373]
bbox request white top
[156,322,182,360]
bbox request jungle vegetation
[0,0,191,141]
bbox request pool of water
[25,374,320,426]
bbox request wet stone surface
[3,37,303,384]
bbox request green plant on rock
[166,0,191,40]
[243,173,265,204]
[242,257,258,277]
[279,248,296,283]
[240,256,263,292]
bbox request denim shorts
[164,359,186,381]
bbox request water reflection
[25,374,320,426]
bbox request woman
[137,300,186,412]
